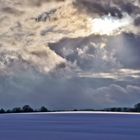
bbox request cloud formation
[0,71,140,109]
[0,0,140,109]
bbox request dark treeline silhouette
[1,103,140,114]
[0,105,49,114]
[102,103,140,112]
[73,103,140,113]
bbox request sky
[0,0,140,110]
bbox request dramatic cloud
[0,0,140,109]
[89,14,133,35]
[0,71,140,109]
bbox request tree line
[1,103,140,114]
[102,103,140,112]
[0,105,49,114]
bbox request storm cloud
[0,70,140,110]
[0,0,140,110]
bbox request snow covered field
[0,112,140,140]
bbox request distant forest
[1,103,140,114]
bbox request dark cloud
[0,69,140,110]
[49,35,121,72]
[108,33,140,69]
[0,0,140,110]
[74,0,123,18]
[92,84,140,108]
[120,2,140,15]
[49,32,140,71]
[75,0,140,18]
[134,16,140,26]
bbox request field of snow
[0,112,140,140]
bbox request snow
[0,112,140,140]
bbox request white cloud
[78,69,140,81]
[89,14,133,35]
